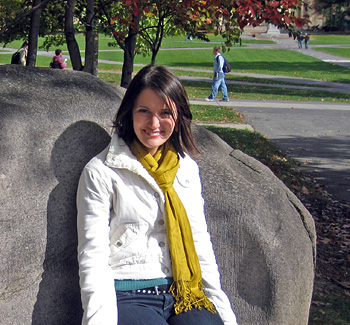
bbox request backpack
[11,51,21,64]
[217,54,232,73]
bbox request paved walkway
[190,98,350,204]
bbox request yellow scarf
[131,140,216,314]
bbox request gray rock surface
[0,65,316,325]
[195,129,316,324]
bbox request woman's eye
[161,111,172,117]
[138,108,149,114]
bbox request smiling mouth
[144,129,162,137]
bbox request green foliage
[0,0,31,45]
[40,34,66,52]
[39,0,66,35]
[1,0,308,70]
[313,0,350,31]
[0,0,66,48]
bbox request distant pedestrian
[205,47,229,102]
[304,33,310,49]
[50,49,67,69]
[11,41,28,66]
[185,31,193,41]
[297,33,304,49]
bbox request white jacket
[77,134,237,325]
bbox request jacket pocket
[109,223,148,266]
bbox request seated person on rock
[76,65,237,324]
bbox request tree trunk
[82,0,97,75]
[92,33,99,76]
[27,0,42,67]
[149,19,164,66]
[64,0,82,70]
[120,39,135,89]
[150,51,156,66]
[120,14,141,88]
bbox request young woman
[77,65,237,325]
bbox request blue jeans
[208,72,228,100]
[116,291,224,324]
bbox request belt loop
[155,286,159,295]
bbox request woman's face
[132,88,177,156]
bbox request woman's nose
[149,114,160,128]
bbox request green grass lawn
[183,79,350,102]
[99,72,350,103]
[160,34,275,47]
[1,33,273,52]
[310,34,350,45]
[2,34,350,102]
[0,52,72,68]
[313,47,350,59]
[2,35,349,85]
[99,65,330,88]
[191,104,245,124]
[2,46,349,85]
[95,48,350,83]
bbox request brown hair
[112,65,199,158]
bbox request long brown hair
[112,65,199,158]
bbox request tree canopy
[313,0,350,30]
[1,0,309,87]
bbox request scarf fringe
[169,281,217,315]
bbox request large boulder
[0,65,316,325]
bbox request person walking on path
[304,33,310,49]
[297,33,304,49]
[11,41,28,66]
[51,49,67,69]
[205,47,229,102]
